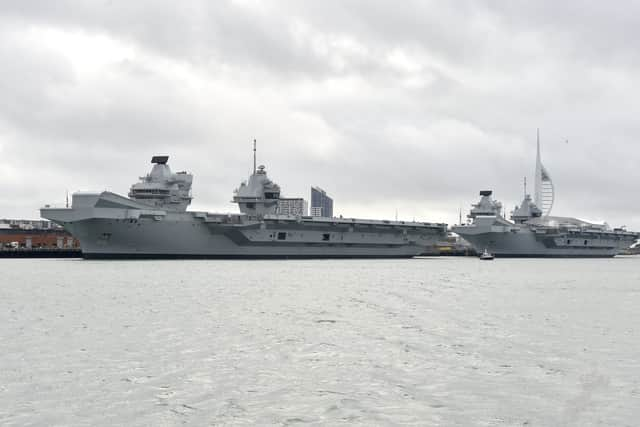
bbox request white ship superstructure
[41,148,446,259]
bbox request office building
[310,187,333,217]
[276,198,308,216]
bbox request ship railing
[42,203,71,209]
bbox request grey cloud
[0,1,639,230]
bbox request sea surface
[1,257,640,426]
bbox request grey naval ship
[452,137,638,257]
[41,151,447,259]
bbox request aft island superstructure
[452,134,638,257]
[41,151,447,259]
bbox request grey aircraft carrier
[41,150,447,259]
[452,136,638,257]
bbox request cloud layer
[1,1,639,229]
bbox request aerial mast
[253,139,257,174]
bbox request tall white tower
[534,129,554,216]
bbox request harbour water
[1,257,640,426]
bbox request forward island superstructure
[452,134,638,257]
[41,148,447,259]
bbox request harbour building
[1,219,77,249]
[276,198,308,216]
[310,187,333,218]
[1,219,61,230]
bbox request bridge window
[246,203,255,209]
[277,232,287,240]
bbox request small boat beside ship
[479,249,494,260]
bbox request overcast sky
[1,1,639,229]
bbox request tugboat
[479,248,494,260]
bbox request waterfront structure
[41,148,446,259]
[276,198,308,216]
[311,187,333,217]
[0,223,77,249]
[1,219,61,230]
[452,136,638,257]
[534,129,554,215]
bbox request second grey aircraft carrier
[452,135,638,257]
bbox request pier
[0,247,81,258]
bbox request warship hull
[42,192,445,259]
[453,219,637,258]
[455,230,627,258]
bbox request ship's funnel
[480,190,493,196]
[151,156,169,164]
